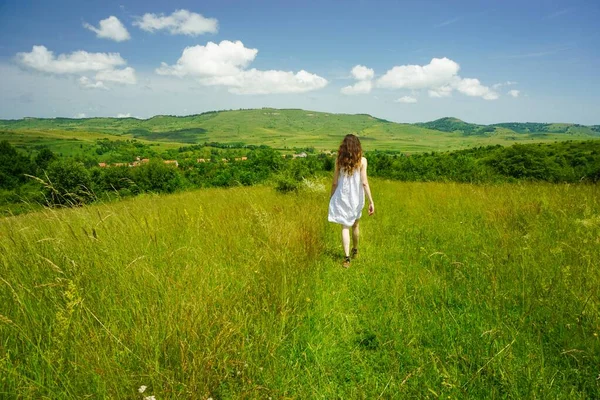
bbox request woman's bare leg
[342,225,351,257]
[352,220,359,252]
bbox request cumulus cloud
[350,65,374,81]
[16,45,136,87]
[156,40,257,77]
[508,89,520,97]
[83,16,130,42]
[78,76,108,90]
[453,78,499,100]
[156,40,327,94]
[16,45,126,74]
[340,64,375,95]
[341,80,372,95]
[428,85,453,98]
[96,67,137,84]
[376,57,498,100]
[394,96,418,103]
[220,69,327,95]
[133,9,218,36]
[377,57,460,90]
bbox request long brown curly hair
[336,134,362,175]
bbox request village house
[99,158,152,168]
[164,160,179,167]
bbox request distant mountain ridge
[1,109,599,153]
[4,110,598,136]
[417,117,600,136]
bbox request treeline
[367,141,600,183]
[2,139,600,215]
[0,141,331,213]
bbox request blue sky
[1,0,599,124]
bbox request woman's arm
[360,157,375,215]
[330,162,339,198]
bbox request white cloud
[95,67,137,84]
[508,89,520,97]
[79,76,108,90]
[350,65,374,81]
[16,45,126,74]
[116,113,139,118]
[492,80,517,89]
[394,96,417,103]
[375,57,498,100]
[157,40,327,94]
[16,45,137,89]
[341,80,372,95]
[74,113,87,118]
[453,78,499,100]
[156,40,257,77]
[83,16,130,42]
[340,64,374,95]
[133,9,218,36]
[428,86,453,98]
[223,69,327,95]
[377,57,460,90]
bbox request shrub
[44,159,94,206]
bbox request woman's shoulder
[361,156,367,165]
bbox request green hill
[415,117,496,136]
[1,109,598,155]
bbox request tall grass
[1,180,599,398]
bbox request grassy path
[1,180,599,398]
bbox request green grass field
[1,179,599,398]
[0,129,182,158]
[2,109,599,155]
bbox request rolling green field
[2,109,599,155]
[1,179,599,398]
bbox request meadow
[1,179,599,398]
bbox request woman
[328,134,374,268]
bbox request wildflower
[138,386,147,393]
[144,396,156,400]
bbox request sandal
[351,248,358,259]
[343,256,351,268]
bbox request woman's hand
[368,203,375,216]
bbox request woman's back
[328,159,365,226]
[328,134,374,268]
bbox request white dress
[328,162,365,226]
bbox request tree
[34,148,57,171]
[45,159,94,205]
[130,159,185,193]
[0,140,34,189]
